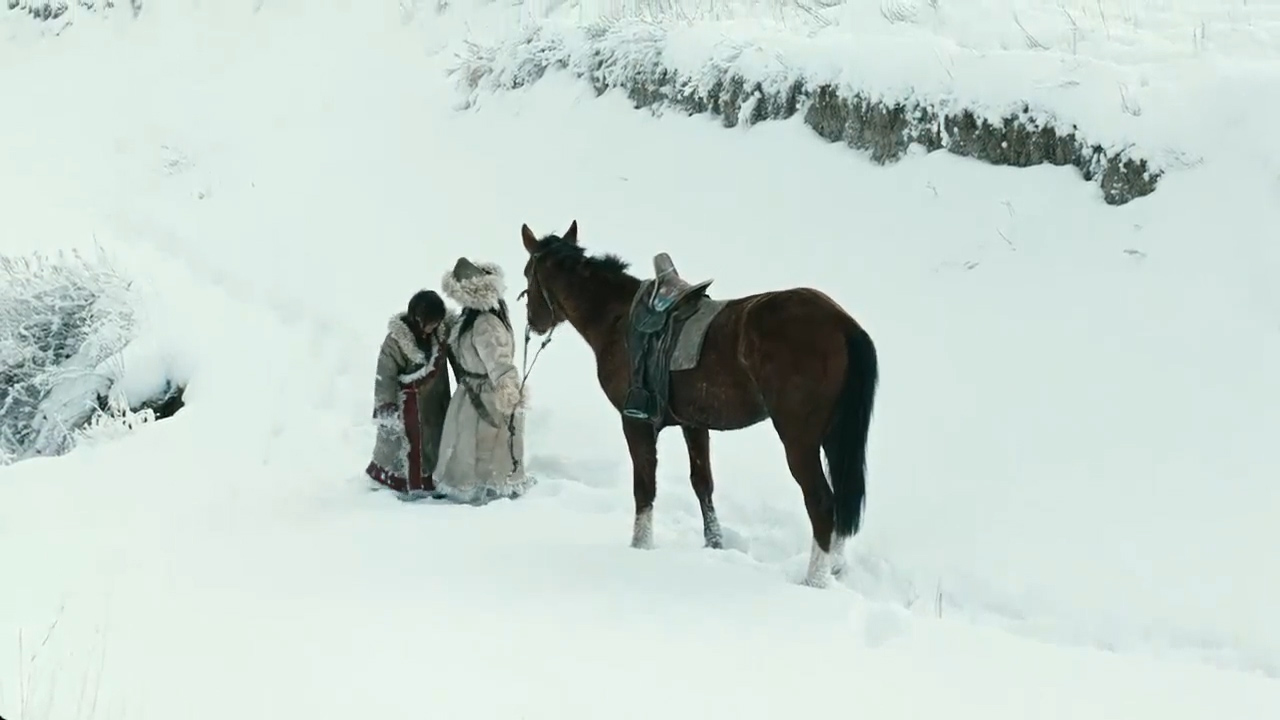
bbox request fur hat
[441,257,506,310]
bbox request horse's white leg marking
[801,539,833,588]
[830,532,848,577]
[701,504,723,549]
[631,507,655,549]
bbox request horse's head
[519,220,578,335]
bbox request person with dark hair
[433,257,532,504]
[365,289,457,500]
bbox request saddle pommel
[650,253,713,312]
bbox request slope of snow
[448,0,1280,181]
[3,2,1280,718]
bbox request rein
[515,251,559,392]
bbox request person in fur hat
[366,289,457,500]
[433,257,532,504]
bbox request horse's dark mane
[536,234,633,280]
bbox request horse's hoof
[800,573,832,590]
[631,509,654,549]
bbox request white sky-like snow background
[2,1,1279,718]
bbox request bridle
[515,250,560,391]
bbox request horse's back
[725,286,858,340]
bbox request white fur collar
[387,313,450,384]
[441,260,506,311]
[387,314,427,365]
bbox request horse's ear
[521,224,539,254]
[564,220,579,245]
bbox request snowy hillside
[3,1,1280,718]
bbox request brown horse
[518,220,878,588]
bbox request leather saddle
[649,252,713,313]
[623,253,715,425]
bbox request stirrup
[622,387,656,421]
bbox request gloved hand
[493,373,524,416]
[373,402,400,429]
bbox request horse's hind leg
[782,438,837,588]
[829,533,849,578]
[622,417,659,550]
[681,426,723,549]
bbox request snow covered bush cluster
[450,17,1160,205]
[5,0,142,22]
[0,247,166,464]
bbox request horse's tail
[823,323,879,540]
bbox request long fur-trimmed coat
[432,261,532,503]
[366,312,455,494]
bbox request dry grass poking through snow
[1,606,111,720]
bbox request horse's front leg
[681,425,723,549]
[622,417,658,549]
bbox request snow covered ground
[2,1,1280,718]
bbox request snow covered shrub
[450,29,577,108]
[0,247,142,463]
[5,0,142,22]
[6,0,67,21]
[77,385,154,444]
[76,376,185,449]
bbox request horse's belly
[669,370,768,430]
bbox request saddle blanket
[669,296,726,371]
